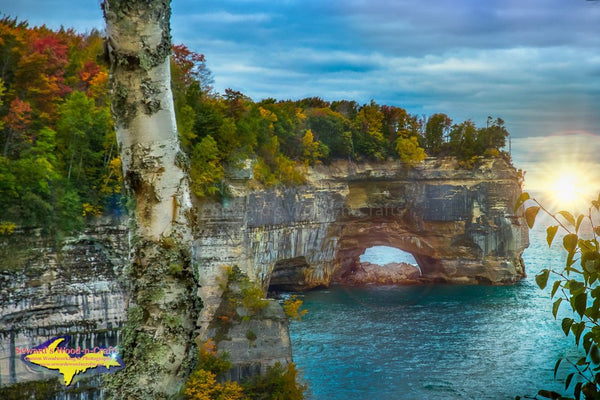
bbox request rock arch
[334,220,436,282]
[194,157,529,334]
[0,157,530,389]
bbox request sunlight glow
[515,133,600,215]
[540,166,596,212]
[552,173,578,207]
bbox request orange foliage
[3,98,32,133]
[185,339,246,400]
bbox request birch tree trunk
[102,1,198,398]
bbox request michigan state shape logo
[20,336,124,386]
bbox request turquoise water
[289,226,581,399]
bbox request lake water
[289,224,581,399]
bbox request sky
[2,0,600,199]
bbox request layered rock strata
[0,218,128,394]
[194,157,529,337]
[0,157,528,395]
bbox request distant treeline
[0,18,509,233]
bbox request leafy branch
[514,192,600,400]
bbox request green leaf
[575,381,582,400]
[514,192,530,212]
[536,390,563,399]
[582,248,600,274]
[584,332,593,354]
[562,318,574,337]
[586,305,599,321]
[567,279,585,294]
[536,269,550,290]
[551,280,561,299]
[559,210,576,227]
[536,390,551,399]
[576,214,584,233]
[572,322,586,346]
[590,272,598,285]
[563,233,579,253]
[525,206,540,229]
[583,258,600,274]
[552,297,563,318]
[579,239,599,253]
[554,357,563,379]
[565,372,575,390]
[582,382,598,398]
[547,226,559,247]
[590,344,600,365]
[566,252,578,268]
[574,292,587,318]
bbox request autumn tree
[190,134,225,197]
[2,97,32,157]
[381,105,421,143]
[395,135,426,167]
[353,100,386,160]
[330,99,359,120]
[476,116,508,154]
[448,119,478,160]
[301,129,329,165]
[171,43,213,94]
[307,107,353,159]
[424,113,452,155]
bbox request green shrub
[242,362,306,400]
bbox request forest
[0,18,510,234]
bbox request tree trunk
[102,1,198,398]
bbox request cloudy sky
[3,0,600,196]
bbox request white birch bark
[102,1,198,398]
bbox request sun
[551,173,578,208]
[516,132,600,215]
[542,166,596,212]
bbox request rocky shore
[337,262,421,285]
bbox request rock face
[0,218,128,396]
[339,262,421,285]
[0,157,528,395]
[195,157,529,333]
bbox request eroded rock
[338,262,421,285]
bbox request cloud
[336,0,600,55]
[187,11,274,24]
[169,0,600,138]
[2,0,104,32]
[6,0,600,140]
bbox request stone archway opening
[360,246,420,271]
[336,245,422,285]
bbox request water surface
[289,226,579,399]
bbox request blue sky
[3,0,600,195]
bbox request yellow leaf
[525,206,540,229]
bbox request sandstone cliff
[0,219,128,397]
[0,157,528,396]
[195,157,528,333]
